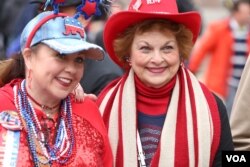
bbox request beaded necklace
[14,80,76,166]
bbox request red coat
[0,79,113,167]
[189,18,250,98]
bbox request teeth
[58,77,72,84]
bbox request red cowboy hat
[103,0,201,68]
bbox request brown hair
[0,53,25,87]
[113,19,194,68]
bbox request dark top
[80,53,123,95]
[137,94,234,166]
[213,94,234,167]
[136,79,234,166]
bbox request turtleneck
[135,75,176,115]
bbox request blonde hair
[113,19,194,68]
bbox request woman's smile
[56,77,72,87]
[146,67,167,74]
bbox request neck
[135,75,176,115]
[26,87,61,115]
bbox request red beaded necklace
[26,91,60,111]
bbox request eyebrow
[137,40,176,46]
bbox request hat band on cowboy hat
[20,11,104,60]
[103,0,201,67]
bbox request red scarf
[97,67,221,167]
[135,74,176,115]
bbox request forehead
[31,44,87,62]
[31,43,55,54]
[135,20,178,32]
[132,30,177,47]
[134,29,176,39]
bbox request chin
[55,91,71,100]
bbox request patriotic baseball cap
[20,11,104,60]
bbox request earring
[180,61,184,67]
[125,56,131,66]
[27,69,32,89]
[125,56,130,62]
[180,56,184,67]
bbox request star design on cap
[77,0,101,20]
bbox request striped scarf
[97,67,221,167]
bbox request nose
[65,61,77,73]
[150,51,164,64]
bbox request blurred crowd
[0,0,201,60]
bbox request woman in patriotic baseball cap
[0,2,113,166]
[97,0,234,166]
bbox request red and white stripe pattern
[98,67,220,167]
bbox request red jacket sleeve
[189,20,227,73]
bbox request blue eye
[140,46,151,53]
[140,46,150,50]
[163,46,173,50]
[75,57,85,64]
[162,45,174,53]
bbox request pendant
[40,116,56,130]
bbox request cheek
[45,63,62,74]
[33,61,58,76]
[166,55,181,67]
[76,65,85,80]
[131,52,149,69]
[131,58,148,75]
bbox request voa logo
[226,155,246,162]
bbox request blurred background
[0,0,232,60]
[195,0,230,30]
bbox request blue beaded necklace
[14,80,75,166]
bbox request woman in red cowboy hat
[96,0,234,166]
